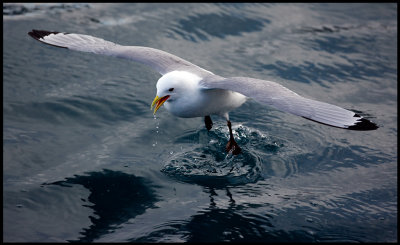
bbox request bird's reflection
[49,169,160,242]
[204,187,236,209]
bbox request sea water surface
[3,3,397,242]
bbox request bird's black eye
[168,88,174,92]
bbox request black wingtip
[28,29,60,40]
[28,29,68,49]
[347,118,379,131]
[302,115,379,131]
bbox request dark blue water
[3,3,397,242]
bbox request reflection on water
[50,170,159,242]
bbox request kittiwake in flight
[28,29,378,155]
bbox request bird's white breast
[157,70,247,118]
[165,88,246,118]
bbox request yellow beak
[151,95,170,114]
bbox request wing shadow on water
[48,169,160,242]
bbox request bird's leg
[204,115,213,131]
[226,120,241,155]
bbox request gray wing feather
[200,76,377,130]
[28,30,212,76]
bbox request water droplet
[16,204,23,208]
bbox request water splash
[160,124,291,187]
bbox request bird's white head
[151,70,202,114]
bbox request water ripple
[5,96,147,126]
[3,3,90,19]
[170,12,268,42]
[161,124,302,187]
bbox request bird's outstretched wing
[28,29,213,77]
[28,30,378,130]
[200,76,378,130]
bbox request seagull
[28,29,378,155]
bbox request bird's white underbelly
[165,89,247,118]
